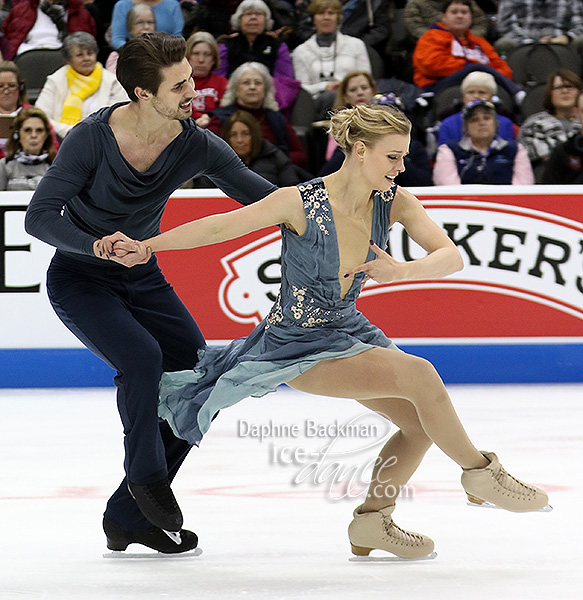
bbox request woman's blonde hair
[185,31,220,71]
[309,0,343,18]
[330,104,411,154]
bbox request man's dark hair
[442,0,472,11]
[117,33,186,102]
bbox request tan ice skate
[461,451,551,513]
[348,504,436,561]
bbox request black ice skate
[102,518,200,558]
[127,476,183,532]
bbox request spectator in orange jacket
[413,0,523,103]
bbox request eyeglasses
[552,84,578,91]
[0,83,18,91]
[21,127,47,135]
[242,10,265,16]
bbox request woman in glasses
[105,3,157,73]
[0,106,55,190]
[518,69,583,174]
[0,60,32,158]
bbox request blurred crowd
[2,0,583,190]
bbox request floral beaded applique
[298,182,331,235]
[378,182,397,203]
[291,285,345,328]
[265,292,284,329]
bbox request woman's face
[343,75,374,106]
[313,8,340,34]
[0,71,20,114]
[240,8,267,36]
[462,85,492,104]
[188,42,215,79]
[465,108,496,143]
[359,133,410,192]
[551,76,579,110]
[68,45,97,76]
[236,69,265,109]
[18,117,49,156]
[229,121,253,161]
[130,10,156,38]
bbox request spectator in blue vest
[433,99,534,184]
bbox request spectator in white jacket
[35,32,128,140]
[292,0,371,119]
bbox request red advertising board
[158,187,583,342]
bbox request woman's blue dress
[158,178,399,445]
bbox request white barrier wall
[2,186,583,387]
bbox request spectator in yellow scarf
[36,32,128,140]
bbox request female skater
[106,104,549,559]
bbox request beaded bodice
[265,178,396,330]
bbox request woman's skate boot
[348,504,435,560]
[461,451,550,512]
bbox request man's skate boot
[128,476,183,531]
[103,518,198,554]
[461,451,549,513]
[348,504,435,559]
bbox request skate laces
[143,479,180,512]
[494,465,538,498]
[383,516,425,545]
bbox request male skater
[25,33,278,554]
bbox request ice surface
[0,384,580,599]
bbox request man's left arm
[204,134,278,205]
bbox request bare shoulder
[266,185,305,235]
[390,186,426,226]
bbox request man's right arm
[25,122,98,256]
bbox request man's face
[442,3,472,36]
[150,58,196,120]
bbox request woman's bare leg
[356,397,432,512]
[289,348,488,471]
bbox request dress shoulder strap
[297,178,332,236]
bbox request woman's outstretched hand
[93,231,151,267]
[344,241,405,284]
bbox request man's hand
[93,231,151,267]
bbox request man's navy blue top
[25,102,278,262]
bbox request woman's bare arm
[109,187,305,257]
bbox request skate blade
[466,500,553,513]
[103,547,202,559]
[349,551,437,563]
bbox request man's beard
[151,96,192,121]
